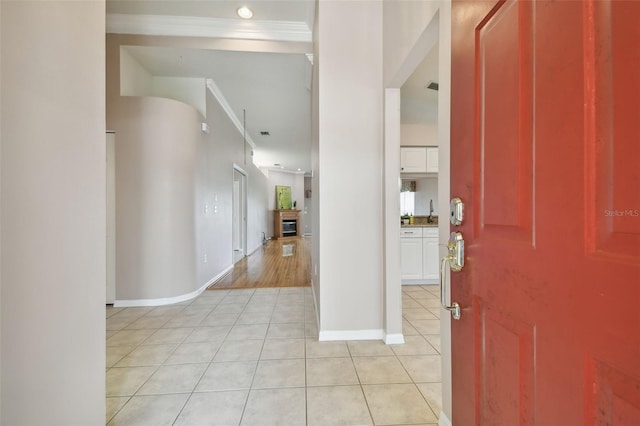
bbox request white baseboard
[402,279,439,285]
[384,333,405,344]
[438,411,452,426]
[247,244,261,256]
[114,264,233,307]
[319,329,384,342]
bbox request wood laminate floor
[208,237,311,290]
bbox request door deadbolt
[450,197,464,226]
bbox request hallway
[105,285,442,425]
[209,238,312,290]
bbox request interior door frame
[106,131,116,304]
[382,4,453,424]
[232,164,248,264]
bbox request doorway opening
[232,166,247,264]
[384,5,452,424]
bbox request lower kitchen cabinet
[422,236,439,280]
[401,227,439,284]
[400,232,423,280]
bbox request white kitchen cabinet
[400,228,423,279]
[400,147,427,173]
[426,147,438,173]
[401,226,439,284]
[401,147,438,174]
[422,230,439,280]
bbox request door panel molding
[477,297,535,426]
[583,0,640,263]
[475,0,534,245]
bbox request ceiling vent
[425,81,439,91]
[260,131,270,136]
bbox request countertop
[401,215,438,228]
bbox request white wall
[0,1,3,415]
[113,97,201,303]
[311,0,321,320]
[414,177,439,216]
[303,176,313,235]
[1,1,105,423]
[316,0,384,337]
[266,171,305,237]
[108,36,269,305]
[383,0,440,87]
[120,46,152,95]
[196,89,269,286]
[120,48,207,117]
[153,76,206,118]
[401,123,438,146]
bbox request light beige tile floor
[106,285,442,425]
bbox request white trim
[206,79,256,149]
[264,167,306,175]
[114,264,233,307]
[106,13,312,43]
[247,243,262,257]
[402,279,439,285]
[318,329,384,342]
[384,333,405,345]
[438,411,452,426]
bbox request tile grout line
[402,288,442,422]
[115,298,216,422]
[107,286,442,425]
[108,293,224,422]
[170,290,255,426]
[346,341,376,425]
[238,287,280,426]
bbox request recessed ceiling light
[237,6,253,19]
[297,168,302,171]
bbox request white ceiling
[108,0,439,170]
[124,46,312,171]
[401,44,439,102]
[107,0,314,173]
[107,0,311,23]
[401,44,439,124]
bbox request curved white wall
[114,97,202,302]
[107,35,270,306]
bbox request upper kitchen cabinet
[426,147,438,173]
[401,147,427,173]
[401,146,438,174]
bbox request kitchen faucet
[428,199,435,223]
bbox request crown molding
[107,13,312,43]
[205,79,257,150]
[265,167,307,175]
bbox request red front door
[450,1,640,424]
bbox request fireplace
[274,209,300,239]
